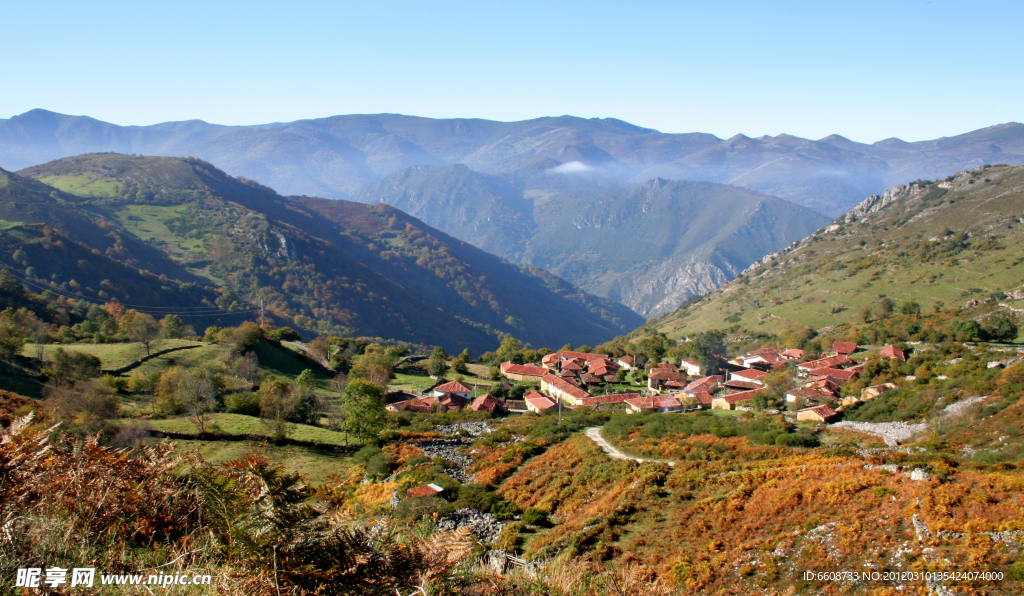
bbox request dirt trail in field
[585,427,675,466]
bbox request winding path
[585,427,675,466]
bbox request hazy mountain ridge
[357,167,829,316]
[8,154,643,351]
[4,110,1023,216]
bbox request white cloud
[546,160,593,174]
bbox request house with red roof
[617,355,635,370]
[683,375,722,394]
[832,341,858,355]
[711,389,763,410]
[785,386,832,404]
[648,369,688,391]
[798,354,853,374]
[540,373,592,405]
[438,392,471,412]
[679,358,702,376]
[881,345,906,362]
[500,361,547,382]
[729,369,768,385]
[432,380,473,399]
[580,392,640,406]
[386,396,437,413]
[797,404,838,422]
[806,367,860,382]
[471,394,504,413]
[625,394,683,414]
[524,390,558,413]
[781,349,804,360]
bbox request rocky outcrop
[843,181,931,224]
[609,256,737,317]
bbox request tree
[350,347,394,389]
[0,310,25,366]
[259,380,299,441]
[899,301,922,318]
[878,297,896,319]
[121,310,160,355]
[158,314,188,339]
[496,337,523,362]
[859,305,873,323]
[296,369,318,390]
[46,348,102,385]
[233,351,260,387]
[326,374,349,432]
[559,343,574,352]
[342,380,388,443]
[687,331,725,375]
[178,372,218,434]
[42,379,119,435]
[983,316,1018,343]
[450,357,468,375]
[427,346,449,378]
[232,322,264,353]
[308,337,331,364]
[458,348,472,363]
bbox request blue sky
[3,0,1020,142]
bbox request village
[382,343,911,424]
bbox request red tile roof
[724,380,759,390]
[786,386,831,401]
[690,390,714,406]
[542,353,561,367]
[581,392,639,406]
[684,376,722,393]
[713,389,763,405]
[525,393,558,410]
[618,355,634,366]
[881,345,906,361]
[798,355,852,370]
[558,351,609,361]
[649,369,688,381]
[731,369,768,381]
[801,404,837,420]
[407,483,444,498]
[624,395,681,410]
[782,349,805,359]
[434,380,473,393]
[471,394,503,412]
[832,341,858,355]
[541,373,592,401]
[500,361,547,377]
[806,367,859,381]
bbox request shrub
[226,392,261,416]
[522,507,548,526]
[775,433,819,448]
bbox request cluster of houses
[386,380,506,414]
[385,342,909,423]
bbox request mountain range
[3,109,1023,319]
[2,110,1023,217]
[1,154,644,352]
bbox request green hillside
[12,154,642,352]
[656,163,1024,338]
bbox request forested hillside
[6,154,642,352]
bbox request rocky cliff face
[609,256,737,317]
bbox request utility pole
[558,396,562,425]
